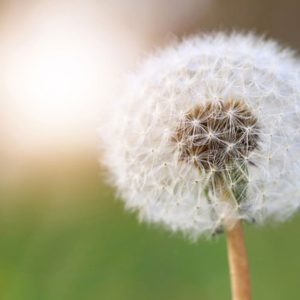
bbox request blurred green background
[1,0,300,299]
[0,158,299,300]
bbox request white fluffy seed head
[100,32,300,240]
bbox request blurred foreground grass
[0,157,299,300]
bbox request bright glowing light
[7,37,95,126]
[4,17,102,130]
[1,4,124,153]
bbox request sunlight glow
[4,18,101,131]
[1,3,126,154]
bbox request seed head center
[173,99,260,171]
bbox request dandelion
[100,32,300,300]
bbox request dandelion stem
[226,221,251,300]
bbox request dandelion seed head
[100,32,300,239]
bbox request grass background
[0,160,299,300]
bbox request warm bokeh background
[0,0,300,299]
